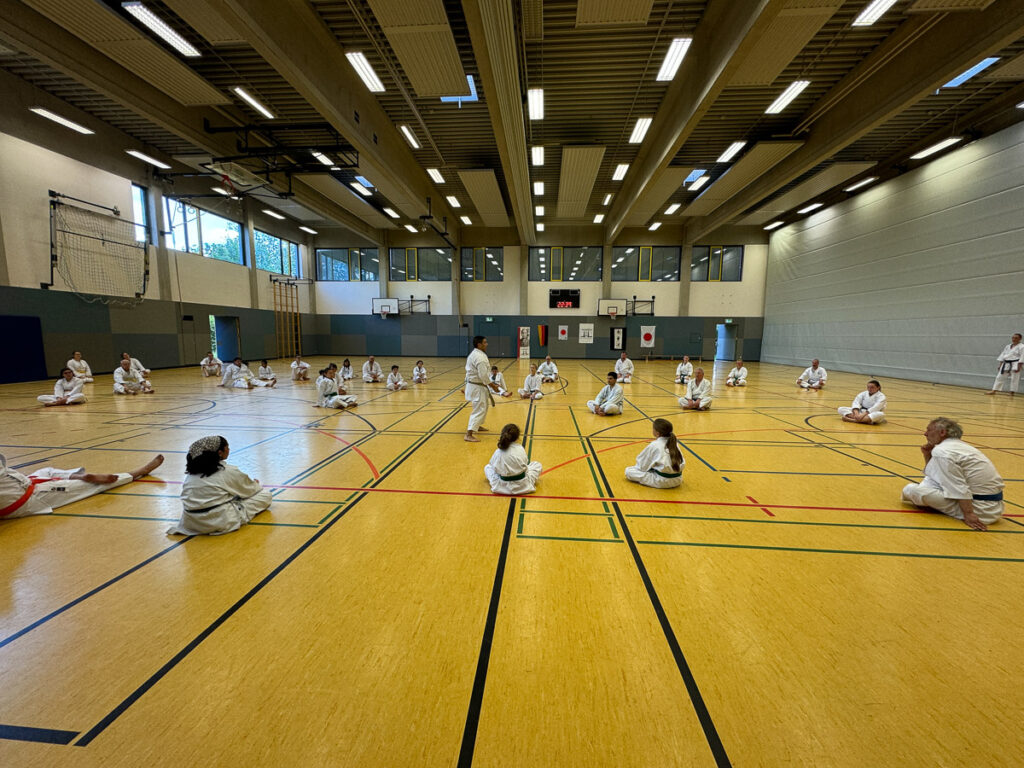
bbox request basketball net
[609,309,617,321]
[380,309,389,321]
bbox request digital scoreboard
[549,288,581,309]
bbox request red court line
[746,495,775,517]
[310,429,380,479]
[540,439,649,475]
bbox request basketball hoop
[380,309,389,321]
[608,308,618,321]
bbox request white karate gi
[991,342,1024,392]
[291,360,310,380]
[316,376,357,409]
[258,365,276,381]
[465,347,493,432]
[200,355,222,377]
[340,365,354,381]
[838,390,887,423]
[675,361,693,384]
[518,373,543,399]
[625,437,684,488]
[128,357,149,376]
[412,365,427,383]
[387,372,408,391]
[615,357,634,382]
[490,371,510,397]
[113,366,148,394]
[538,361,559,382]
[901,439,1004,525]
[797,365,827,388]
[588,383,623,415]
[680,378,712,409]
[484,443,542,495]
[727,366,748,386]
[0,453,131,519]
[222,363,269,388]
[167,462,272,536]
[362,361,384,382]
[38,377,87,405]
[67,358,93,382]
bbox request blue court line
[11,430,157,470]
[0,723,79,745]
[637,539,1024,563]
[0,443,187,454]
[679,442,717,471]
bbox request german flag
[537,324,548,347]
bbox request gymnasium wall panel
[688,244,768,318]
[762,122,1024,388]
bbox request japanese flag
[640,326,656,348]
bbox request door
[213,315,241,361]
[715,323,737,361]
[0,315,46,383]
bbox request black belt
[185,498,237,514]
[972,492,1003,502]
[500,471,526,481]
[650,469,682,478]
[1000,361,1019,374]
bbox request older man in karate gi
[987,332,1024,396]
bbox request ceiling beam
[604,0,789,241]
[687,0,1024,241]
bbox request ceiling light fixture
[717,142,746,162]
[460,215,472,225]
[534,182,544,195]
[399,125,420,149]
[532,146,544,166]
[262,209,285,220]
[345,52,385,92]
[656,37,692,81]
[851,0,899,27]
[349,182,372,197]
[612,164,629,181]
[29,107,93,135]
[299,226,318,235]
[427,168,444,184]
[122,2,200,57]
[844,177,878,192]
[593,214,604,223]
[943,58,1001,88]
[232,87,274,119]
[797,202,823,214]
[665,203,680,215]
[910,137,962,159]
[126,149,170,169]
[629,117,653,144]
[764,221,784,231]
[528,88,544,120]
[689,175,710,192]
[648,222,662,231]
[212,186,230,196]
[383,207,400,219]
[766,80,810,114]
[312,151,333,166]
[535,205,544,216]
[446,195,461,208]
[536,223,545,232]
[603,194,612,205]
[404,224,418,233]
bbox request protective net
[52,201,147,305]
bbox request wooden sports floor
[1,357,1023,767]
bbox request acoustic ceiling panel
[984,49,1024,80]
[523,0,544,40]
[299,174,397,229]
[681,141,804,218]
[623,167,691,227]
[729,2,841,87]
[556,146,606,219]
[908,0,996,10]
[458,170,510,227]
[738,161,876,224]
[575,0,654,27]
[366,0,469,97]
[164,0,246,45]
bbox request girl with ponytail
[484,423,542,495]
[625,418,684,488]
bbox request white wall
[315,280,381,314]
[688,244,767,317]
[166,248,251,307]
[527,280,603,315]
[386,281,453,315]
[461,245,522,315]
[761,122,1024,387]
[608,280,682,316]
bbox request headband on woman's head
[187,435,223,459]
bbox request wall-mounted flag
[537,324,548,346]
[558,325,568,341]
[640,326,656,348]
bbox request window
[316,248,379,281]
[611,246,681,281]
[131,184,149,243]
[389,247,453,281]
[254,229,301,276]
[460,247,503,281]
[528,246,602,281]
[691,245,743,282]
[164,198,243,265]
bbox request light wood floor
[1,357,1022,767]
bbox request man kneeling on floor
[901,417,1004,531]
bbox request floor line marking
[637,539,1024,563]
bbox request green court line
[517,512,525,534]
[636,539,1024,563]
[50,511,315,528]
[520,508,610,517]
[625,512,1024,535]
[517,534,624,544]
[247,521,319,529]
[103,491,336,504]
[607,516,620,539]
[317,504,344,525]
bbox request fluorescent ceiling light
[125,149,170,169]
[399,125,420,149]
[844,176,878,192]
[648,222,662,231]
[350,182,372,197]
[910,137,962,159]
[943,58,1000,88]
[664,203,680,215]
[851,0,899,27]
[689,175,710,192]
[232,87,274,119]
[330,166,340,171]
[536,223,545,232]
[212,186,230,196]
[383,207,400,219]
[797,202,823,214]
[534,182,544,195]
[446,195,461,208]
[764,221,784,231]
[612,164,629,181]
[427,168,445,184]
[345,52,385,92]
[122,2,200,57]
[460,215,472,225]
[629,117,653,144]
[1018,101,1024,109]
[535,205,544,216]
[355,175,373,188]
[603,194,612,205]
[766,81,810,114]
[717,142,746,162]
[262,209,285,220]
[532,146,544,166]
[404,224,417,233]
[528,88,544,120]
[29,107,93,135]
[312,151,333,167]
[656,37,692,82]
[593,214,604,223]
[299,226,318,235]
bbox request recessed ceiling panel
[556,146,606,219]
[299,174,397,229]
[458,170,510,227]
[624,167,691,227]
[729,2,840,87]
[738,161,876,224]
[681,141,804,218]
[984,49,1024,80]
[908,0,996,10]
[575,0,654,27]
[164,0,246,45]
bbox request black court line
[584,436,732,768]
[0,723,79,745]
[74,402,467,747]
